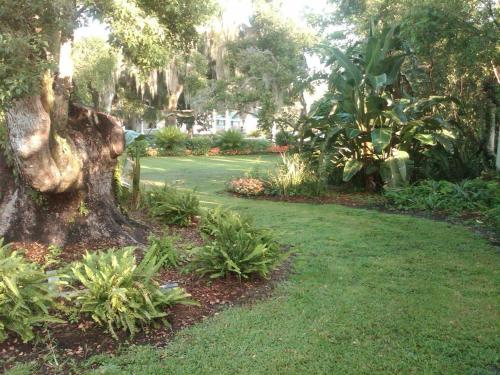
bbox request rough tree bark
[0,100,145,246]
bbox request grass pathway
[73,156,500,374]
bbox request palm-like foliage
[71,247,194,339]
[142,185,200,226]
[192,207,284,279]
[0,238,63,343]
[308,25,457,188]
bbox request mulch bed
[1,220,292,374]
[228,191,386,208]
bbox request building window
[231,120,242,132]
[216,119,225,130]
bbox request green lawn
[16,155,500,374]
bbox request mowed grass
[13,155,500,374]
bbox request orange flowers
[268,145,289,153]
[228,178,265,196]
[208,147,221,156]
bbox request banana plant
[308,25,457,189]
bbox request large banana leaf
[371,128,392,154]
[414,133,437,146]
[330,47,362,85]
[345,128,362,139]
[343,159,364,182]
[380,150,412,187]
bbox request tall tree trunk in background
[491,62,499,171]
[496,122,500,172]
[487,102,496,157]
[0,33,144,246]
[165,87,183,127]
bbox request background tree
[315,0,499,176]
[0,0,214,245]
[72,36,119,112]
[207,4,316,132]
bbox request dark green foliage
[142,185,200,226]
[215,130,245,151]
[70,247,194,339]
[155,127,187,153]
[385,178,500,230]
[246,139,271,153]
[0,239,63,343]
[191,207,284,279]
[185,136,214,156]
[146,234,179,268]
[275,130,294,146]
[307,25,457,189]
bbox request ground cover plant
[70,247,194,339]
[191,207,284,279]
[0,239,63,343]
[385,178,500,231]
[146,234,180,268]
[141,184,201,226]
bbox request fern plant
[0,238,63,343]
[143,185,200,226]
[70,247,195,339]
[146,234,179,268]
[192,208,284,279]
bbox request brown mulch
[1,221,292,373]
[229,191,386,208]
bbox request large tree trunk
[0,101,145,247]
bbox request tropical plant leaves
[343,159,364,181]
[345,128,361,139]
[371,128,392,154]
[414,133,437,146]
[380,150,412,187]
[330,47,362,84]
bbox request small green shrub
[0,239,63,343]
[191,208,284,279]
[267,153,324,197]
[70,247,194,339]
[246,139,271,154]
[155,126,186,152]
[275,130,294,146]
[146,234,179,268]
[186,136,214,156]
[216,129,245,151]
[142,185,200,226]
[126,138,149,158]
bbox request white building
[135,110,260,136]
[193,110,259,135]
